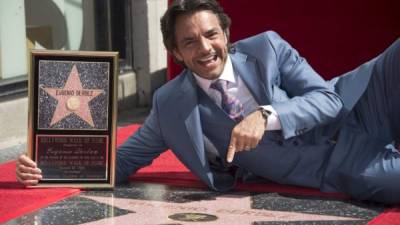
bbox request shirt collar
[193,56,236,91]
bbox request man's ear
[172,49,183,62]
[223,30,229,44]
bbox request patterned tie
[210,79,244,122]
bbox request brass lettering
[56,90,74,96]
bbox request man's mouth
[198,54,218,65]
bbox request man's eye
[184,40,195,46]
[208,33,218,39]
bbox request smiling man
[17,0,400,204]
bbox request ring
[244,146,251,150]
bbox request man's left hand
[227,110,267,163]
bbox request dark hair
[160,0,231,53]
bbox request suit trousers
[329,38,400,204]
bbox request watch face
[260,108,271,118]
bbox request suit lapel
[177,72,215,187]
[178,72,208,168]
[230,52,271,105]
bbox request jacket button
[229,46,236,53]
[277,140,284,146]
[327,139,337,144]
[293,140,299,146]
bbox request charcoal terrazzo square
[37,60,110,130]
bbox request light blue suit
[117,31,400,204]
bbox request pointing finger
[227,136,236,163]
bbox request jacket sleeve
[115,91,168,183]
[266,31,343,139]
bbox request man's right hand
[16,154,42,186]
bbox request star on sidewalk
[41,65,104,127]
[82,192,361,225]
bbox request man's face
[172,10,228,80]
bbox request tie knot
[210,79,228,93]
[209,79,244,122]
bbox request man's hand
[227,109,267,163]
[16,154,42,186]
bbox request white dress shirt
[193,56,281,130]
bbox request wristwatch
[258,107,272,128]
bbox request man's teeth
[199,55,216,62]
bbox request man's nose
[198,37,212,53]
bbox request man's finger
[227,144,236,163]
[17,164,42,175]
[24,180,40,186]
[227,136,237,163]
[17,172,42,183]
[17,176,40,186]
[18,154,37,168]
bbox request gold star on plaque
[41,65,104,127]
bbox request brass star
[180,213,209,221]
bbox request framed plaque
[27,50,118,188]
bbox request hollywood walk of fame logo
[40,64,105,128]
[168,213,218,222]
[81,193,363,225]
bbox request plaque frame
[27,50,118,188]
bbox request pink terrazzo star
[82,192,361,225]
[41,65,104,127]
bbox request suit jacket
[116,31,373,190]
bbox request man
[16,0,400,204]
